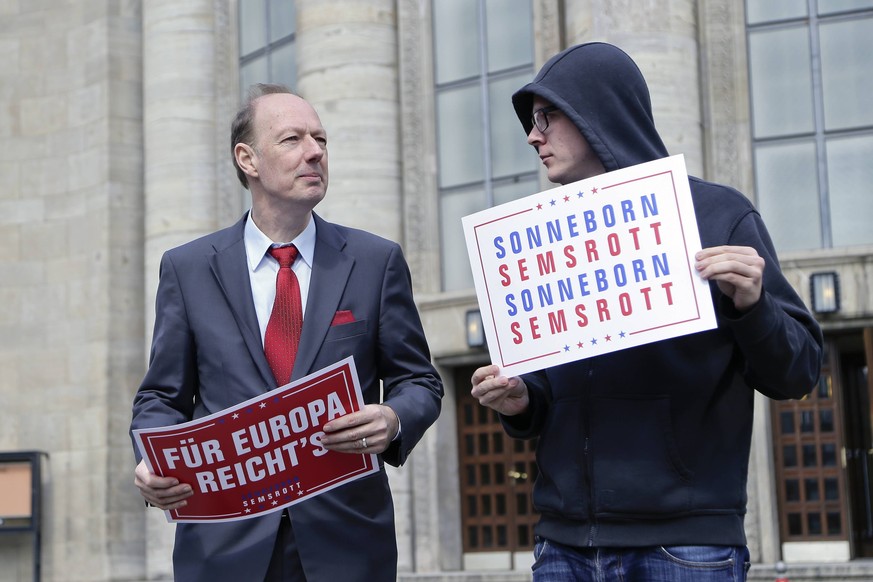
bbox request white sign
[462,155,716,377]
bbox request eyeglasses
[531,105,559,133]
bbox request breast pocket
[324,319,368,342]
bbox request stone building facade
[1,1,871,581]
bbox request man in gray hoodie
[471,42,822,582]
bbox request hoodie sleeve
[719,211,824,400]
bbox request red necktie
[264,245,303,386]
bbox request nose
[302,135,325,160]
[527,126,544,147]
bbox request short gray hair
[231,83,294,189]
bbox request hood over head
[512,42,669,173]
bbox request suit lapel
[208,215,276,389]
[293,214,353,380]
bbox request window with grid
[238,0,297,98]
[745,0,873,252]
[432,0,539,291]
[772,355,848,541]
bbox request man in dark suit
[130,84,443,582]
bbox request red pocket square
[331,310,355,326]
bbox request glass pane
[493,177,538,207]
[433,0,481,84]
[496,494,506,515]
[827,512,841,535]
[748,28,814,138]
[820,17,873,130]
[239,0,267,56]
[805,477,820,501]
[441,187,486,291]
[808,512,822,535]
[800,410,815,432]
[485,0,533,72]
[819,0,873,14]
[495,463,505,484]
[825,477,840,500]
[781,411,795,434]
[746,0,808,23]
[478,433,490,454]
[803,443,817,466]
[754,141,821,251]
[468,526,478,547]
[783,444,797,467]
[490,73,538,180]
[493,432,504,453]
[467,494,477,516]
[820,409,834,432]
[826,133,873,247]
[786,478,800,501]
[436,85,485,188]
[821,443,837,466]
[480,464,491,485]
[269,0,295,42]
[270,42,297,91]
[240,55,269,100]
[788,512,803,535]
[818,376,832,399]
[465,434,474,455]
[482,494,492,514]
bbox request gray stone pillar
[295,0,402,243]
[563,0,704,176]
[142,0,220,577]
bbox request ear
[234,142,258,181]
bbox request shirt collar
[244,212,317,271]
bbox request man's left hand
[696,245,764,312]
[321,404,399,454]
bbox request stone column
[295,0,402,243]
[142,1,219,577]
[562,0,704,176]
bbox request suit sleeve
[129,252,198,462]
[376,245,443,467]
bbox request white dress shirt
[244,213,317,345]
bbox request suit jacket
[131,213,443,581]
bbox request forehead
[251,93,324,136]
[532,96,554,111]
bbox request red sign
[133,357,378,523]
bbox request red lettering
[619,293,632,316]
[529,317,541,340]
[548,310,568,334]
[511,321,523,344]
[575,303,588,327]
[499,263,511,286]
[607,233,621,256]
[518,258,529,281]
[661,281,674,305]
[563,245,577,268]
[596,299,611,322]
[649,221,662,245]
[584,239,599,262]
[628,227,641,250]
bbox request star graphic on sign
[297,489,304,496]
[550,199,557,206]
[605,335,612,342]
[272,501,278,506]
[563,345,570,352]
[577,191,584,198]
[259,402,267,409]
[244,508,251,513]
[536,203,543,210]
[619,331,626,339]
[577,341,584,349]
[563,195,570,202]
[232,412,239,419]
[591,338,598,345]
[591,186,598,194]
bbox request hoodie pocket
[590,395,693,516]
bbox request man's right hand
[471,365,530,417]
[134,459,193,510]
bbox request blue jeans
[532,538,750,582]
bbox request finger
[471,365,499,387]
